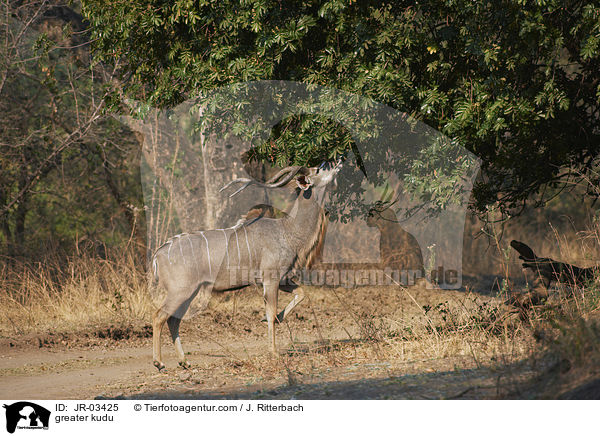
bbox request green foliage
[84,0,600,215]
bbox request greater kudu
[150,163,339,370]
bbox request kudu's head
[293,161,341,202]
[221,161,341,203]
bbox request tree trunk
[13,173,28,253]
[0,187,12,255]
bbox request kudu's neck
[283,187,327,269]
[286,189,321,224]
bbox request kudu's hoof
[179,360,191,369]
[153,360,166,371]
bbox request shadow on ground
[112,364,520,400]
[100,347,600,400]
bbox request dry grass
[0,249,154,336]
[185,281,535,389]
[0,245,556,368]
[514,281,600,398]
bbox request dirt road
[0,285,536,399]
[0,335,517,400]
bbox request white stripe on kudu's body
[199,231,211,278]
[187,235,200,277]
[176,234,186,265]
[220,229,230,268]
[243,226,252,266]
[151,164,340,370]
[234,227,241,267]
[167,240,173,264]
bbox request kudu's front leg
[277,287,305,322]
[263,281,280,356]
[261,286,305,323]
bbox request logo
[3,402,50,433]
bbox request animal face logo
[3,402,50,433]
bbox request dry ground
[0,282,554,400]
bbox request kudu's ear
[296,175,313,190]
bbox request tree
[0,1,143,256]
[83,0,600,218]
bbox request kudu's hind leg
[153,286,204,370]
[167,316,190,369]
[152,308,169,371]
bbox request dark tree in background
[0,0,143,256]
[83,0,600,217]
